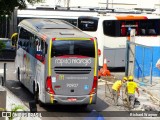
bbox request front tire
[33,83,38,103]
[17,68,20,81]
[17,68,22,86]
[33,84,44,107]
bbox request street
[0,61,159,120]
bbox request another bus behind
[78,14,160,68]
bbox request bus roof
[18,19,92,40]
[79,13,160,20]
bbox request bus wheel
[17,68,22,86]
[17,68,20,81]
[34,85,44,107]
[33,83,38,103]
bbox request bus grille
[54,67,92,74]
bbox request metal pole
[5,15,8,38]
[3,63,6,86]
[106,0,108,9]
[1,76,4,86]
[125,41,129,76]
[67,0,70,10]
[142,47,145,82]
[150,48,153,85]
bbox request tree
[0,41,6,53]
[0,0,44,18]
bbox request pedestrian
[111,76,127,105]
[125,75,140,109]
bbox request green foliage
[0,0,44,18]
[0,41,6,52]
[0,107,5,111]
[8,104,25,120]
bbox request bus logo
[56,74,64,80]
[55,58,92,66]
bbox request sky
[27,0,160,9]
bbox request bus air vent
[60,32,74,35]
[54,67,91,74]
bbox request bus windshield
[51,40,95,58]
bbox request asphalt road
[1,61,159,120]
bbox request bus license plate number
[67,98,77,102]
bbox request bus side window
[45,43,48,54]
[40,40,46,62]
[41,40,45,56]
[35,38,46,62]
[28,35,36,57]
[141,29,146,35]
[121,22,126,36]
[148,29,156,35]
[121,28,126,36]
[18,41,22,47]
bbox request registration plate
[67,98,77,102]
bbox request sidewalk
[0,85,41,120]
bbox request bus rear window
[103,19,160,37]
[78,17,98,31]
[51,40,95,58]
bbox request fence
[126,41,160,85]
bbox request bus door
[50,40,96,96]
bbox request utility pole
[67,0,70,9]
[106,0,108,9]
[5,15,8,38]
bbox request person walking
[111,76,127,105]
[126,75,140,109]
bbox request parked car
[0,38,16,61]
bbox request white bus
[15,19,98,106]
[77,14,160,67]
[16,8,98,26]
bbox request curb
[2,86,41,120]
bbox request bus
[13,7,140,35]
[16,7,141,26]
[15,19,98,106]
[77,14,160,68]
[16,7,98,26]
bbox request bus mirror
[11,33,18,47]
